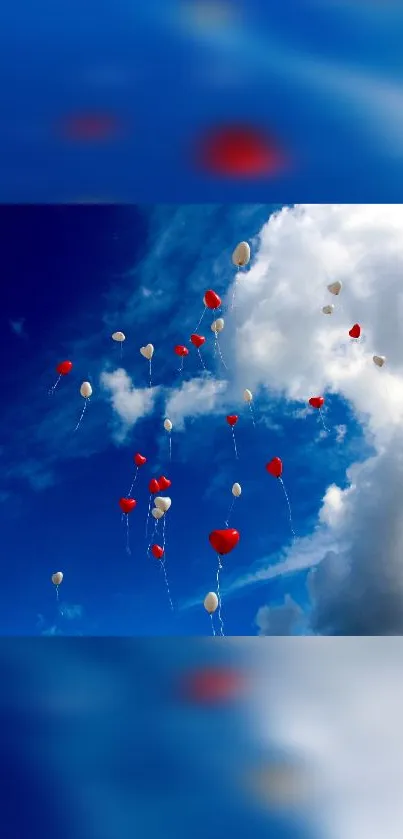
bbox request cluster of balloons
[323,280,386,368]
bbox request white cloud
[229,205,403,633]
[249,639,403,839]
[164,375,227,430]
[100,368,157,440]
[255,595,305,636]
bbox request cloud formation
[164,376,227,429]
[100,368,158,440]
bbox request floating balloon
[204,592,219,614]
[158,476,171,490]
[265,458,296,540]
[152,507,164,520]
[226,415,238,426]
[211,317,224,333]
[232,241,251,267]
[204,591,219,634]
[140,343,154,387]
[232,483,241,497]
[155,496,171,513]
[134,453,147,467]
[149,479,160,494]
[266,457,282,479]
[309,396,324,409]
[49,360,73,395]
[164,418,172,432]
[175,344,189,373]
[322,305,334,315]
[119,498,137,514]
[190,334,205,349]
[151,544,164,560]
[243,389,253,402]
[74,381,92,431]
[349,323,361,339]
[204,290,221,310]
[373,355,386,368]
[51,571,63,601]
[209,528,240,556]
[197,124,284,178]
[112,331,125,342]
[327,281,342,296]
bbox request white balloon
[80,381,92,399]
[154,496,171,513]
[327,281,342,296]
[112,331,126,342]
[232,482,242,497]
[243,388,253,403]
[232,241,251,267]
[164,418,172,432]
[140,343,154,360]
[322,305,334,315]
[52,572,63,586]
[151,507,164,520]
[373,355,386,368]
[211,317,224,333]
[204,592,219,614]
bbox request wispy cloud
[100,368,158,441]
[164,376,228,430]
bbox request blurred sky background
[3,203,403,637]
[2,0,403,201]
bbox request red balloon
[158,476,171,490]
[134,453,147,467]
[349,323,361,339]
[197,124,283,178]
[174,345,189,357]
[309,396,325,409]
[266,457,283,479]
[149,478,160,494]
[209,528,240,556]
[204,289,221,309]
[56,360,73,376]
[190,334,206,349]
[119,497,136,514]
[180,667,244,704]
[226,415,238,427]
[151,544,164,560]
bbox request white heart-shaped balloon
[154,496,171,512]
[151,507,164,520]
[322,305,334,315]
[373,355,386,368]
[140,343,154,360]
[327,281,342,296]
[232,241,250,267]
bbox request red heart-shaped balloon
[174,345,189,357]
[149,478,160,494]
[56,360,73,376]
[309,396,324,409]
[134,453,147,467]
[158,476,171,490]
[151,544,164,560]
[180,667,244,704]
[204,290,221,310]
[349,323,361,339]
[209,528,240,556]
[226,415,238,427]
[190,334,206,349]
[119,497,137,514]
[266,457,283,479]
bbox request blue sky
[2,202,390,637]
[2,1,403,201]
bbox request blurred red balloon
[180,667,244,704]
[196,124,284,177]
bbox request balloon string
[162,515,166,551]
[230,267,240,313]
[214,331,228,371]
[319,408,330,434]
[147,519,159,558]
[194,306,206,333]
[231,427,239,459]
[161,559,174,611]
[210,613,216,636]
[278,477,297,542]
[145,496,152,539]
[55,585,59,601]
[248,402,256,428]
[225,498,235,527]
[169,435,172,462]
[216,556,225,636]
[74,397,88,432]
[149,359,152,389]
[126,514,131,555]
[178,357,184,375]
[48,374,61,396]
[128,467,139,497]
[197,348,206,371]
